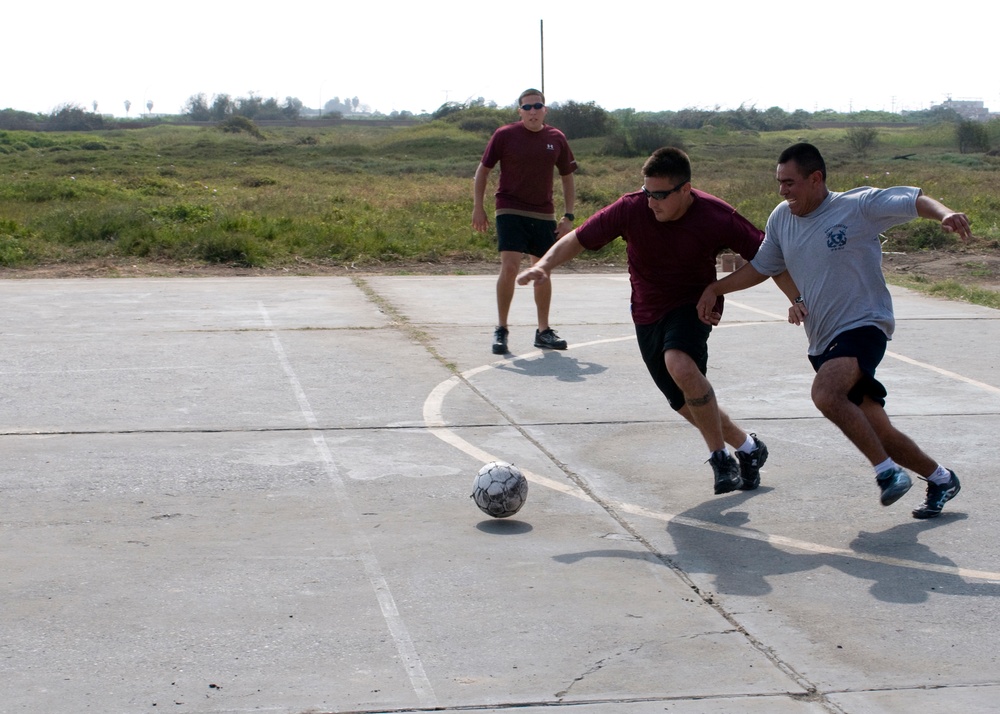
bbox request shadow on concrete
[496,351,608,383]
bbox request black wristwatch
[563,213,574,221]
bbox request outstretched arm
[696,262,770,325]
[517,231,586,286]
[916,193,972,240]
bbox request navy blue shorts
[496,214,558,258]
[808,326,888,407]
[635,305,711,411]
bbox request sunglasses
[520,102,545,111]
[641,182,688,201]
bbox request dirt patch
[881,250,1000,291]
[2,251,1000,290]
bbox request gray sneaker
[876,467,912,506]
[709,450,742,494]
[534,328,567,350]
[492,326,509,355]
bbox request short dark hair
[642,147,691,184]
[778,142,827,181]
[518,88,545,105]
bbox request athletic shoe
[876,467,912,506]
[912,470,961,519]
[709,450,742,494]
[736,434,768,490]
[492,326,509,355]
[534,328,567,350]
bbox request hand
[941,212,972,241]
[472,206,490,233]
[555,216,573,239]
[517,266,549,286]
[788,300,807,326]
[696,287,720,325]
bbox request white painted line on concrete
[423,321,1000,585]
[260,303,439,709]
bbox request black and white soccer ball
[471,461,528,518]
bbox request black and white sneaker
[709,450,742,494]
[912,470,961,519]
[534,328,567,350]
[492,326,509,355]
[736,434,768,491]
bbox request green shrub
[957,120,990,154]
[197,234,265,266]
[846,126,879,157]
[218,115,263,139]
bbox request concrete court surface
[1,272,998,714]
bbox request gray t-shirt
[752,186,920,355]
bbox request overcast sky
[5,1,996,118]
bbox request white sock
[927,465,952,485]
[874,458,897,476]
[736,434,756,454]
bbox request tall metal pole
[540,20,545,97]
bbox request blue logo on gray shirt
[826,224,848,251]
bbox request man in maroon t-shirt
[473,88,578,355]
[517,147,800,495]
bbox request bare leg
[811,357,890,466]
[860,398,938,477]
[531,254,553,331]
[496,251,523,327]
[665,349,736,453]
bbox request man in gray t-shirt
[696,143,972,520]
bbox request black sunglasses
[641,182,688,201]
[520,102,545,111]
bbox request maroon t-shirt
[481,122,577,218]
[576,189,764,325]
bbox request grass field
[1,120,998,278]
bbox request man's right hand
[696,287,722,326]
[517,266,549,286]
[472,207,489,232]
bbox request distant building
[934,98,994,121]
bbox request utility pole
[540,19,545,97]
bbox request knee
[664,351,702,389]
[811,381,841,416]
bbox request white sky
[5,1,997,118]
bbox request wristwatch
[563,213,574,221]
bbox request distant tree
[184,93,212,121]
[546,100,611,139]
[324,96,352,115]
[846,126,879,157]
[0,108,42,130]
[432,101,465,120]
[282,96,302,119]
[211,94,232,120]
[49,103,105,130]
[957,119,990,154]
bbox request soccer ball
[471,461,528,518]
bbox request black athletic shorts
[808,325,888,407]
[635,305,711,411]
[495,214,558,258]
